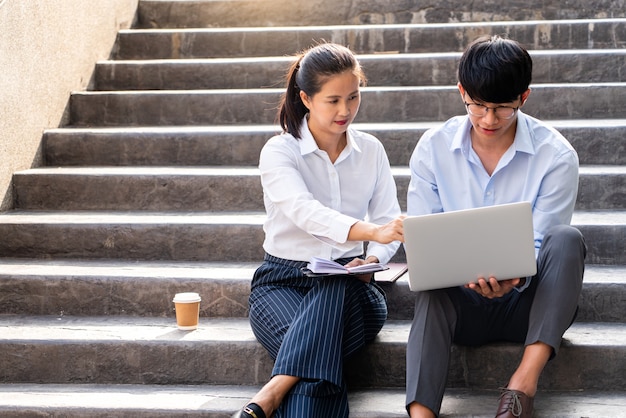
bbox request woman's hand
[344,256,379,283]
[344,255,379,268]
[372,216,406,244]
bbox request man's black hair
[458,35,532,103]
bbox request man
[405,35,587,417]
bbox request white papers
[306,256,389,275]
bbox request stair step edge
[42,119,626,134]
[0,316,624,348]
[0,210,625,224]
[117,17,626,33]
[0,384,625,418]
[0,260,622,283]
[96,48,626,64]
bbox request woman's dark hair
[458,35,532,103]
[278,42,366,139]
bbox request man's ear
[300,90,311,110]
[520,88,531,106]
[457,83,466,99]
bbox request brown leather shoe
[495,388,534,417]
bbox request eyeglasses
[463,102,519,120]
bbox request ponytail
[278,56,309,139]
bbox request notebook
[402,202,537,291]
[305,256,388,275]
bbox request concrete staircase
[1,0,625,416]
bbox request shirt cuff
[514,276,532,293]
[366,241,400,265]
[327,213,359,244]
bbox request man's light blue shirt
[407,112,579,289]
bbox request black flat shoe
[232,402,267,418]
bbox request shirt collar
[299,117,318,155]
[514,112,536,155]
[450,116,471,152]
[451,112,536,156]
[298,116,361,156]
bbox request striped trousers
[249,254,388,418]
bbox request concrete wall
[0,0,138,210]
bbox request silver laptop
[403,202,537,291]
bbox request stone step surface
[1,316,625,392]
[94,49,626,90]
[2,384,625,418]
[113,19,626,59]
[1,384,625,418]
[0,211,623,264]
[4,0,626,414]
[12,165,625,211]
[43,120,626,167]
[0,259,623,322]
[135,0,626,28]
[68,83,626,126]
[0,211,267,262]
[13,166,265,212]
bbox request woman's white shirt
[259,117,401,264]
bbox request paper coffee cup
[172,292,201,330]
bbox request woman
[234,42,405,418]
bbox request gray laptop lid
[403,202,537,291]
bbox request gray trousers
[405,225,586,415]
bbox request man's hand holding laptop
[466,276,525,299]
